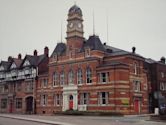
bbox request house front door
[69,95,73,110]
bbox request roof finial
[93,10,95,35]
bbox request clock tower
[66,4,84,50]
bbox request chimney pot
[8,56,12,62]
[34,50,38,56]
[160,57,165,64]
[132,46,136,53]
[44,46,49,57]
[18,53,22,59]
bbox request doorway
[25,96,33,114]
[134,99,141,114]
[69,95,73,110]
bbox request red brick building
[145,57,166,114]
[36,5,148,115]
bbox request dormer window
[23,59,30,67]
[53,54,58,61]
[85,47,90,57]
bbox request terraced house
[0,47,49,114]
[36,5,148,115]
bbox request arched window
[60,71,65,85]
[77,68,83,84]
[86,67,92,83]
[68,70,74,85]
[53,72,58,86]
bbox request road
[0,117,51,125]
[0,114,166,125]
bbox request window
[4,84,8,93]
[16,82,21,92]
[53,54,58,61]
[86,67,92,83]
[54,94,62,106]
[60,71,65,85]
[98,92,109,105]
[16,98,22,109]
[25,81,33,92]
[85,48,90,57]
[1,99,7,109]
[68,70,74,85]
[53,72,58,86]
[80,93,89,105]
[77,68,83,85]
[42,78,48,88]
[0,86,4,93]
[160,82,166,91]
[161,72,165,78]
[100,72,108,83]
[41,94,47,106]
[134,63,137,74]
[133,81,141,92]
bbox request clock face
[69,22,73,28]
[78,23,82,28]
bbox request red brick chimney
[34,50,38,56]
[44,46,49,57]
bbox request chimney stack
[160,57,165,64]
[132,46,136,54]
[18,53,22,59]
[8,56,12,62]
[34,50,38,56]
[44,46,49,57]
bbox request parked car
[159,104,166,115]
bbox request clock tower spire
[66,4,84,50]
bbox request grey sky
[0,0,166,61]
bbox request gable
[0,66,4,71]
[23,59,30,67]
[10,62,16,69]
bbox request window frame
[86,67,92,84]
[77,68,83,85]
[15,98,22,109]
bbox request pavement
[0,113,163,125]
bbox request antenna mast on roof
[93,10,95,35]
[106,9,109,42]
[61,21,63,43]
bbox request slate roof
[0,61,11,71]
[81,35,106,52]
[23,54,46,67]
[69,5,82,15]
[51,42,66,57]
[12,58,23,68]
[145,58,166,65]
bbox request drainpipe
[114,65,116,112]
